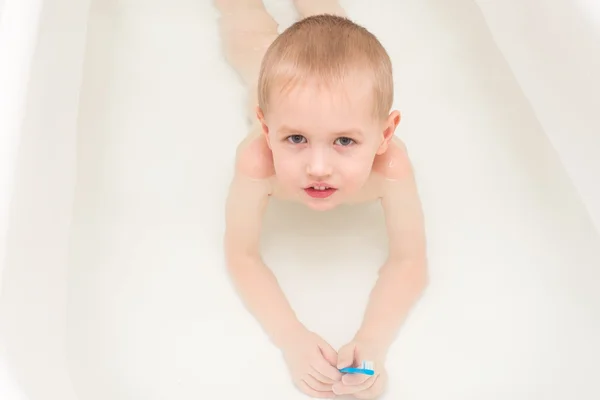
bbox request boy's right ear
[255,106,272,148]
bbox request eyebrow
[278,126,364,137]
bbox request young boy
[216,0,428,398]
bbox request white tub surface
[2,0,600,399]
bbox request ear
[376,110,401,155]
[255,106,272,148]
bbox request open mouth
[304,185,337,198]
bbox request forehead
[267,74,377,131]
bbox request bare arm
[224,172,304,349]
[355,145,429,351]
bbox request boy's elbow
[411,254,429,280]
[389,255,429,288]
[224,241,262,272]
[224,228,259,259]
[416,257,429,291]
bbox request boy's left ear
[376,110,401,155]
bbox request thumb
[318,339,338,367]
[336,342,356,369]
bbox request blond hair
[257,14,394,120]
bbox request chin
[304,200,340,212]
[302,192,343,211]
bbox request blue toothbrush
[339,361,375,376]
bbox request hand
[333,339,387,399]
[279,327,343,398]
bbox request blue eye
[287,135,306,144]
[335,137,355,146]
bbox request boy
[216,0,428,398]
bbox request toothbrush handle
[339,367,375,376]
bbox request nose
[306,148,333,178]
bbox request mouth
[304,185,337,199]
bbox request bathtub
[1,0,599,399]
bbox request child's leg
[292,0,347,18]
[214,0,279,119]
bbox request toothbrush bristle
[363,361,374,370]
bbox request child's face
[258,76,399,211]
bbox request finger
[336,342,357,369]
[318,340,338,367]
[310,365,337,384]
[313,356,343,382]
[298,379,336,399]
[304,374,333,392]
[354,374,384,399]
[342,372,371,386]
[332,375,376,395]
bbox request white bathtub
[1,0,599,399]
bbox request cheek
[337,153,375,186]
[341,151,375,173]
[271,148,298,176]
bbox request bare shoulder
[372,137,414,181]
[374,137,426,261]
[234,132,276,180]
[226,133,274,258]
